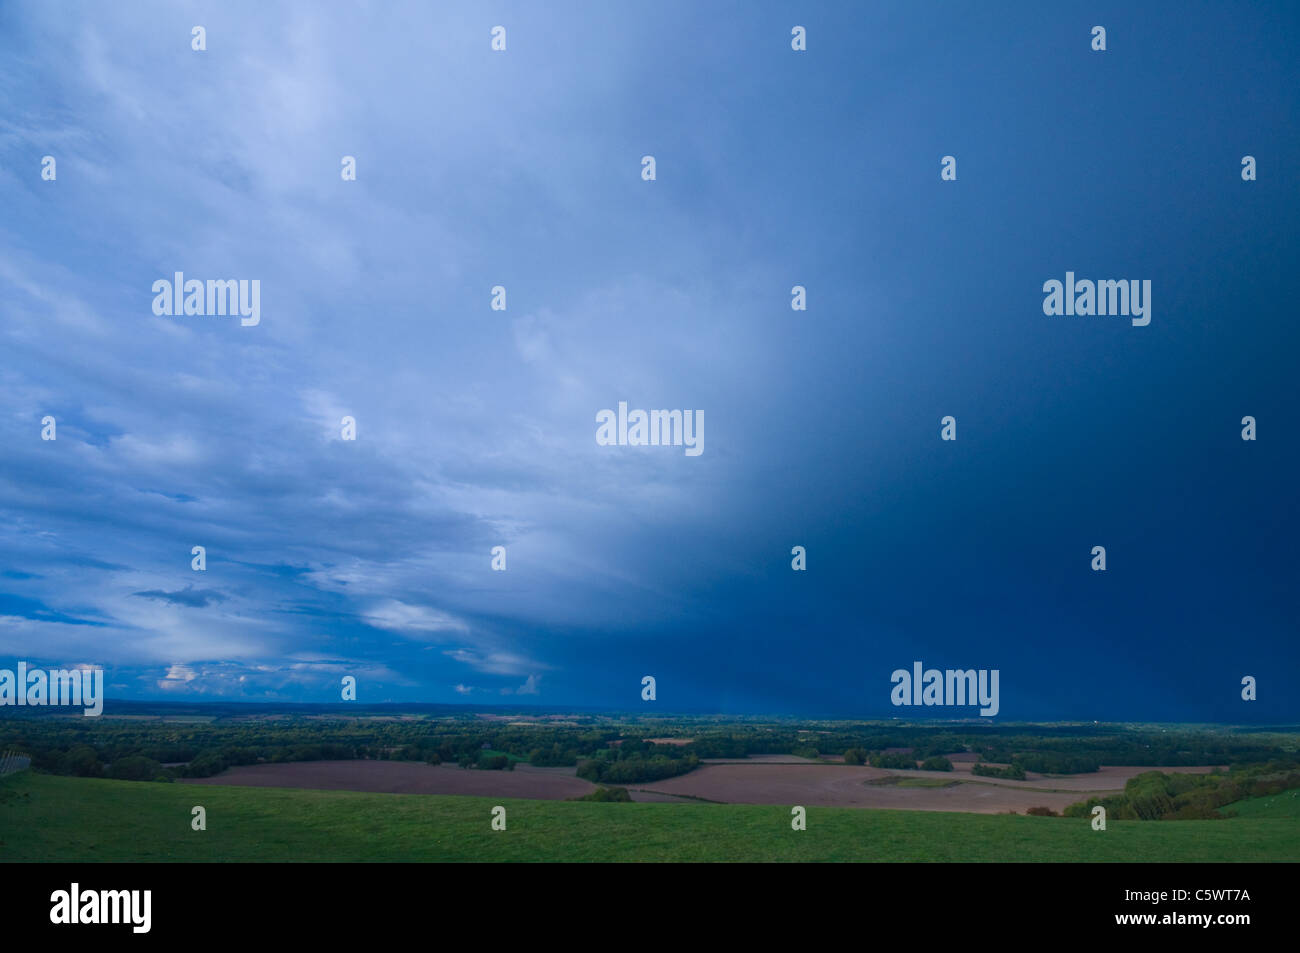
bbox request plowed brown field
[179,758,1223,814]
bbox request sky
[0,1,1296,721]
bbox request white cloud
[443,648,541,677]
[363,600,469,637]
[516,674,541,695]
[156,663,198,691]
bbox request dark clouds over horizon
[0,1,1296,721]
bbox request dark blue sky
[0,1,1296,721]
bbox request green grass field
[2,772,1296,862]
[478,749,528,763]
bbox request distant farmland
[4,707,1296,861]
[177,757,1223,814]
[3,772,1296,863]
[184,760,595,799]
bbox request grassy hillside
[1,772,1295,862]
[1224,790,1300,819]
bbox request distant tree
[572,786,633,802]
[870,752,917,770]
[108,755,162,781]
[61,745,104,778]
[529,744,578,767]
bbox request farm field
[944,760,1223,790]
[630,762,1225,811]
[175,756,1222,814]
[2,771,1296,863]
[183,760,594,800]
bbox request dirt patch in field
[178,758,1227,813]
[633,763,1085,813]
[944,761,1223,791]
[626,789,710,803]
[702,754,820,764]
[180,760,596,799]
[630,762,1220,813]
